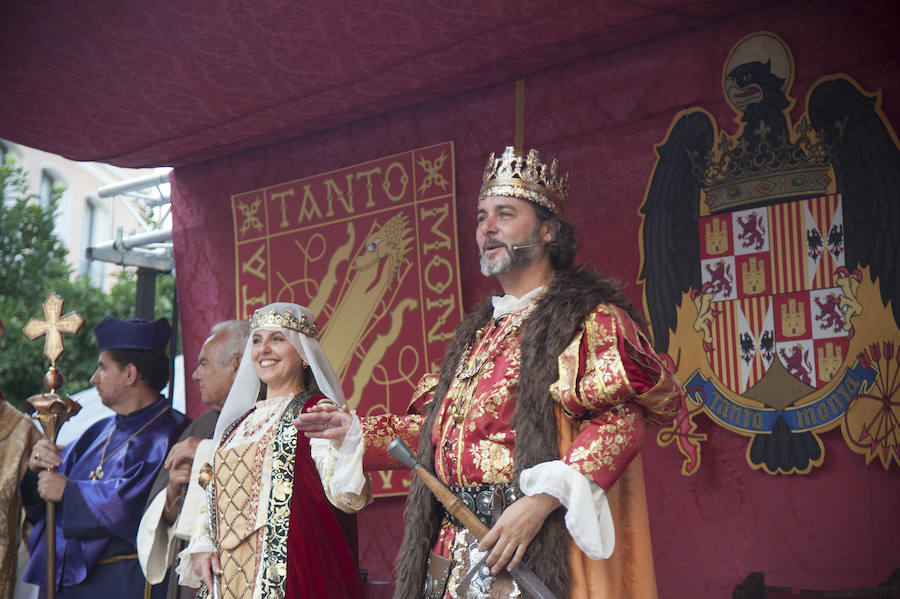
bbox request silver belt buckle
[459,490,476,516]
[475,489,494,520]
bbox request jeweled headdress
[478,146,569,215]
[213,302,344,446]
[249,306,318,337]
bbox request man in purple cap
[21,317,187,598]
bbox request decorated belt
[445,482,522,529]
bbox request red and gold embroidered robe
[361,302,682,598]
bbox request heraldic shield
[232,143,464,496]
[639,32,900,475]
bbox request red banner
[232,142,462,495]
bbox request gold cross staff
[23,292,85,365]
[23,292,84,599]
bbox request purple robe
[21,396,187,597]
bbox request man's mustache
[480,238,509,255]
[481,238,541,255]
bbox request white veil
[211,302,346,446]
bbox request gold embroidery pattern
[550,326,582,411]
[216,442,263,550]
[363,414,423,451]
[360,411,425,471]
[583,311,629,405]
[433,315,526,486]
[258,397,306,598]
[470,439,514,482]
[412,373,439,403]
[216,406,282,598]
[455,308,533,381]
[568,405,641,477]
[0,404,40,598]
[450,310,532,423]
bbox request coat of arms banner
[640,32,900,475]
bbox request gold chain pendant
[89,465,104,481]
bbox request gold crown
[479,146,569,215]
[249,307,318,337]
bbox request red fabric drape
[285,399,362,599]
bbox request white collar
[491,285,545,318]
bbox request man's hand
[163,462,192,524]
[29,439,64,473]
[36,470,67,502]
[479,492,562,574]
[168,460,192,488]
[193,551,223,592]
[162,437,200,524]
[293,404,352,440]
[164,436,201,471]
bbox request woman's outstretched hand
[293,404,352,440]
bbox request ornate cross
[23,292,85,365]
[22,293,84,599]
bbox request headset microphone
[510,242,542,251]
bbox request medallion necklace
[89,404,171,481]
[450,303,536,423]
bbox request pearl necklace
[89,405,171,481]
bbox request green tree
[0,157,178,412]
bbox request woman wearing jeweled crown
[176,302,363,599]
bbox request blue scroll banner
[685,361,877,434]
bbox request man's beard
[480,225,541,277]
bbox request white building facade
[0,139,170,290]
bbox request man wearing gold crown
[297,146,684,598]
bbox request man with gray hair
[137,320,249,599]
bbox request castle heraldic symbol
[640,32,900,475]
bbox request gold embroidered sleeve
[550,305,683,424]
[360,371,435,470]
[608,306,684,425]
[361,413,424,471]
[563,402,646,490]
[551,304,684,489]
[409,372,439,414]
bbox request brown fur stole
[393,267,639,599]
